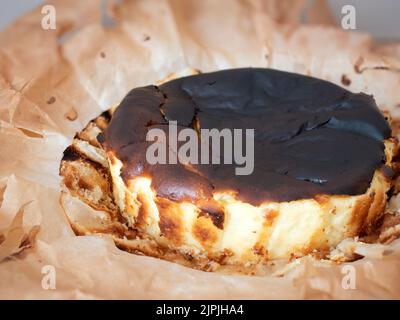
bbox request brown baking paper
[1,0,400,299]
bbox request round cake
[60,68,397,269]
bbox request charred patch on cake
[97,132,105,144]
[380,165,395,181]
[100,110,112,121]
[198,201,225,229]
[62,146,81,162]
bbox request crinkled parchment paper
[1,0,400,299]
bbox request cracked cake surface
[60,68,398,271]
[102,68,391,204]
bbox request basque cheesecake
[60,68,398,270]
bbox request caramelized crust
[59,107,398,271]
[59,71,399,273]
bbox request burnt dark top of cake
[102,68,391,205]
